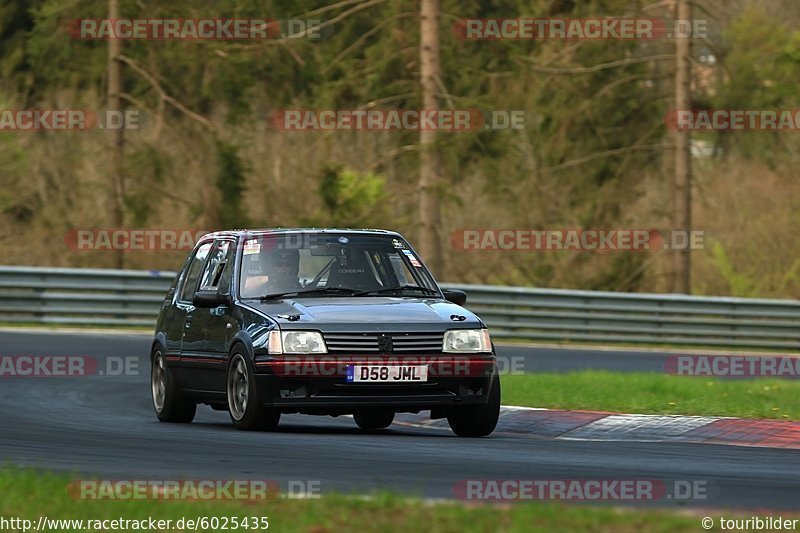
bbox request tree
[417,0,442,274]
[673,0,692,293]
[107,0,125,268]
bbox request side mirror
[193,290,230,308]
[441,289,467,306]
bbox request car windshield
[238,233,439,299]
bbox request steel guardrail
[0,266,797,350]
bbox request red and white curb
[394,406,800,449]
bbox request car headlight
[268,330,327,354]
[442,329,492,353]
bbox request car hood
[243,297,483,332]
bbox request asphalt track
[0,330,798,510]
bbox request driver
[242,248,301,297]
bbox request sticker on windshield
[243,239,261,256]
[337,236,349,244]
[391,238,406,249]
[402,249,422,267]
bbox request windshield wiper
[355,285,439,296]
[259,287,359,300]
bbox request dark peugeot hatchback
[151,229,500,437]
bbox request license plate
[346,365,428,383]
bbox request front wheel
[226,351,280,431]
[353,409,395,430]
[151,348,196,423]
[447,375,500,437]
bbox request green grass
[0,468,724,532]
[502,371,800,420]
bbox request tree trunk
[418,0,442,274]
[108,0,125,268]
[672,0,692,293]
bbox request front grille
[323,332,444,354]
[323,333,378,353]
[392,333,445,353]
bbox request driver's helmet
[267,248,299,286]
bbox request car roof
[199,228,404,240]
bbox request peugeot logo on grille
[377,334,393,353]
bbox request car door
[159,263,191,360]
[180,238,235,394]
[169,240,213,386]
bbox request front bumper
[253,354,497,413]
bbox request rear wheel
[151,348,196,423]
[353,409,395,430]
[447,375,500,437]
[226,351,280,431]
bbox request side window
[216,243,235,293]
[178,242,213,302]
[199,240,234,291]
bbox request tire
[151,348,196,423]
[447,375,501,437]
[226,351,281,431]
[353,409,395,430]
